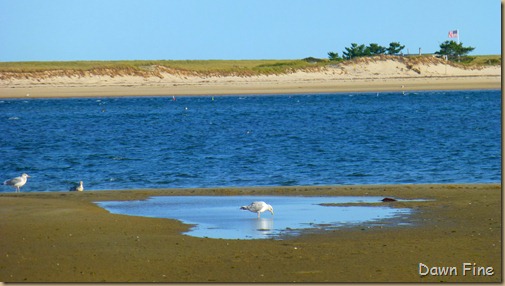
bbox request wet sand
[0,184,501,282]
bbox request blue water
[96,196,413,239]
[0,90,501,192]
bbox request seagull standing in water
[240,201,274,218]
[3,173,30,192]
[69,181,84,192]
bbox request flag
[448,30,458,38]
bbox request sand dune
[0,56,500,98]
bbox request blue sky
[0,0,501,61]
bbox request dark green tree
[435,41,475,61]
[342,43,368,59]
[327,51,342,61]
[367,43,386,55]
[333,41,405,61]
[386,42,405,55]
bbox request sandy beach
[0,184,501,282]
[0,57,500,98]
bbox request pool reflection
[96,195,412,240]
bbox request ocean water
[96,196,414,239]
[0,90,501,192]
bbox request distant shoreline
[0,56,500,98]
[0,75,500,99]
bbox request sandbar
[0,76,500,99]
[0,184,500,282]
[0,57,500,98]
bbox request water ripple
[0,91,500,192]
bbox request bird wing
[5,177,22,186]
[249,201,267,212]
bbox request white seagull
[240,201,274,218]
[69,181,84,192]
[4,173,30,192]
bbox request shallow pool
[96,196,413,239]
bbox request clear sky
[0,0,501,61]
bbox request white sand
[0,57,500,98]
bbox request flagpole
[457,29,460,62]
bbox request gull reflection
[253,218,274,236]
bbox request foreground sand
[0,184,501,282]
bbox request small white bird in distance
[240,201,274,218]
[69,181,84,192]
[3,173,30,192]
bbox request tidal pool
[96,196,413,240]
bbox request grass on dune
[0,55,499,77]
[0,59,326,76]
[459,55,501,66]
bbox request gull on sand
[69,181,84,192]
[3,173,30,192]
[240,201,274,218]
